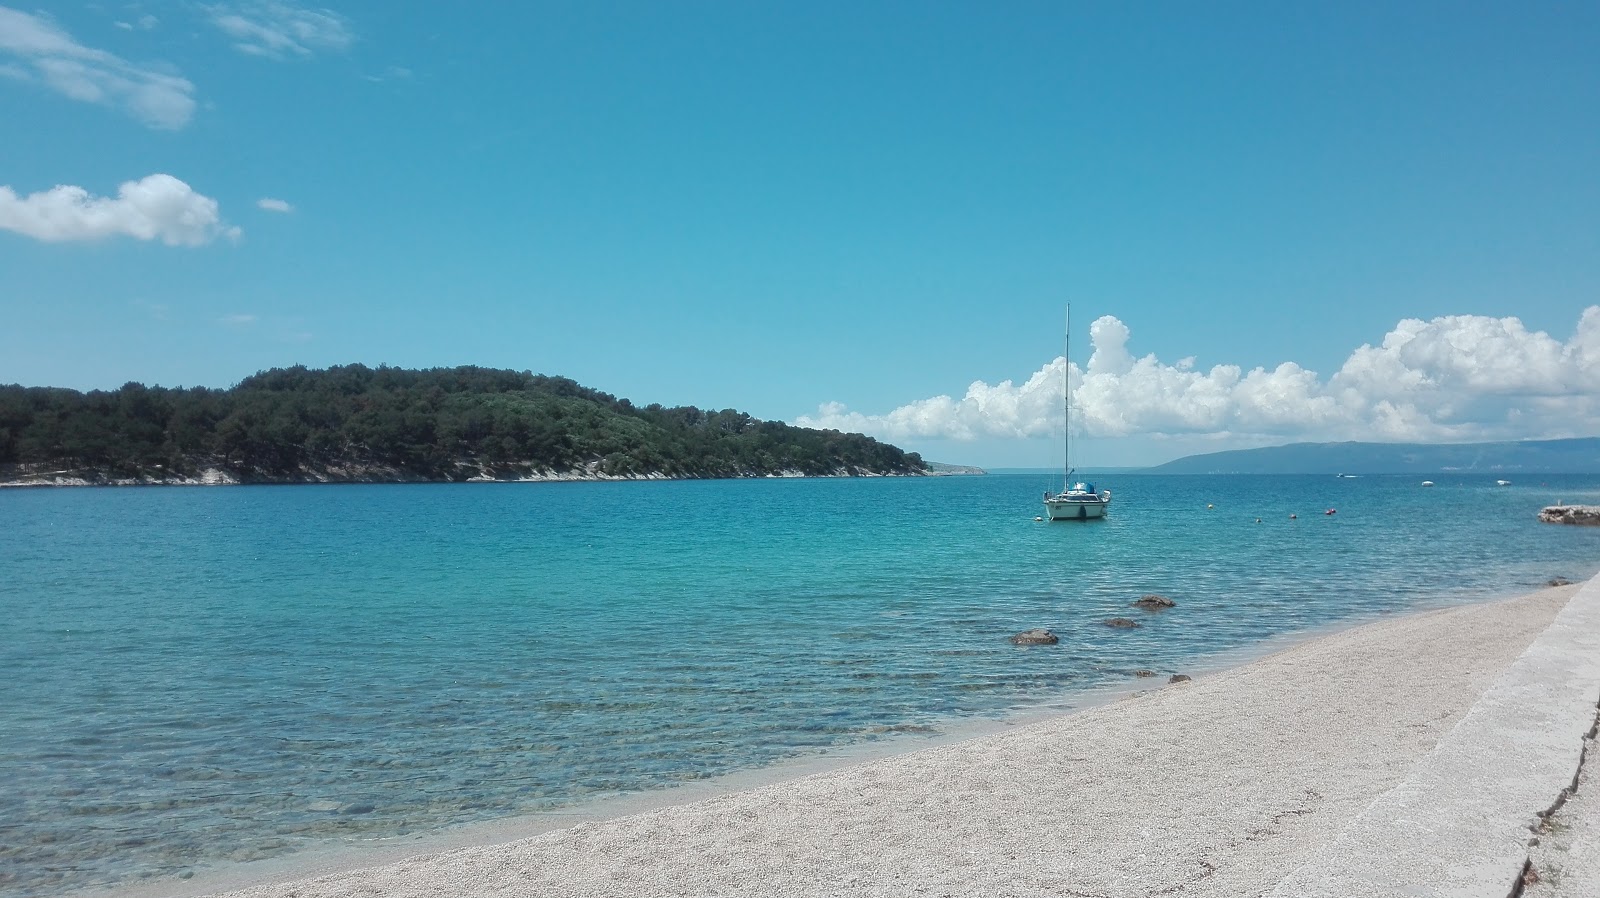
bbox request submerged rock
[1132,594,1176,611]
[1104,618,1140,629]
[1539,505,1600,525]
[1132,669,1158,678]
[1169,674,1192,684]
[1009,628,1059,646]
[1547,577,1574,587]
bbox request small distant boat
[1421,480,1435,487]
[1496,479,1511,486]
[1043,305,1110,522]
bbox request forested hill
[0,365,926,485]
[1147,437,1600,475]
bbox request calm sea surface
[4,472,1600,895]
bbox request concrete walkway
[1269,576,1600,898]
[1527,723,1600,896]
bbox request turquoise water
[4,472,1599,895]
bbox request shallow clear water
[3,472,1598,894]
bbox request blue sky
[2,2,1597,467]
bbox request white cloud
[797,308,1600,445]
[0,174,240,246]
[0,6,194,128]
[115,15,160,32]
[256,197,293,213]
[363,64,411,83]
[207,1,352,59]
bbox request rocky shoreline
[0,459,932,488]
[1539,505,1600,525]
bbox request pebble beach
[103,577,1598,898]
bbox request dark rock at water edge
[1010,628,1059,646]
[1104,618,1140,629]
[1132,594,1176,611]
[1132,669,1158,678]
[1169,674,1192,683]
[1539,505,1600,525]
[1547,577,1574,587]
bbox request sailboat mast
[1064,304,1071,483]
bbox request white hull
[1044,492,1110,521]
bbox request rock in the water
[1539,505,1600,525]
[1104,617,1140,629]
[1169,674,1192,683]
[1547,577,1574,587]
[1132,594,1176,610]
[1010,628,1059,645]
[1132,669,1158,678]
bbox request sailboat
[1043,306,1111,521]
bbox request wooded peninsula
[0,365,927,485]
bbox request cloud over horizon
[0,174,240,246]
[798,308,1600,446]
[0,5,195,128]
[207,1,353,59]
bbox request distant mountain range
[1148,438,1600,475]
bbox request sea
[4,471,1600,896]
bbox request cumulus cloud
[115,15,160,32]
[0,174,240,246]
[0,6,194,128]
[797,308,1600,445]
[256,197,293,213]
[207,1,352,58]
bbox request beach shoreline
[0,461,965,489]
[76,578,1595,898]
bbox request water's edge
[82,583,1569,898]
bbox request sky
[1,2,1597,467]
